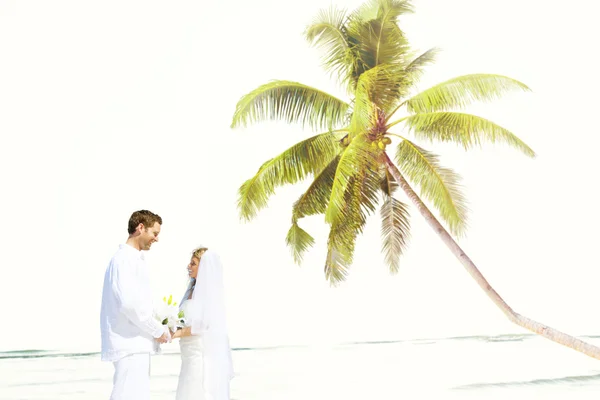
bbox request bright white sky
[1,0,599,354]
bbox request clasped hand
[155,328,185,344]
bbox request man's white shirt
[100,244,166,362]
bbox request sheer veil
[186,249,234,399]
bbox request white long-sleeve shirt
[100,244,165,362]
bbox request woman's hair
[192,246,208,260]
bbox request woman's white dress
[175,299,205,400]
[175,251,233,400]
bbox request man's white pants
[110,353,151,400]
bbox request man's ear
[137,223,145,233]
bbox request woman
[172,246,234,400]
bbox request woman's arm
[172,327,193,339]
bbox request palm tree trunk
[383,153,600,360]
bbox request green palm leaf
[380,194,410,273]
[286,156,340,263]
[349,62,411,139]
[353,155,383,219]
[292,156,340,221]
[353,0,414,19]
[238,132,339,221]
[345,0,412,85]
[353,0,411,65]
[325,219,356,283]
[325,134,380,225]
[305,6,353,85]
[404,74,530,114]
[405,48,439,75]
[286,222,316,265]
[325,176,362,283]
[349,75,376,135]
[356,63,410,114]
[325,148,382,283]
[402,111,535,156]
[395,139,468,236]
[385,48,440,123]
[403,47,439,85]
[325,171,379,284]
[231,80,351,131]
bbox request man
[100,210,170,400]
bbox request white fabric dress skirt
[176,300,205,400]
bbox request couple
[100,210,233,400]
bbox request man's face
[139,222,161,251]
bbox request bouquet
[155,294,187,331]
[153,295,187,353]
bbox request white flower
[154,294,185,332]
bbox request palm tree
[230,0,600,359]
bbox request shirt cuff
[152,324,167,339]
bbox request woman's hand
[174,327,192,338]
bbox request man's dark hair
[128,210,162,234]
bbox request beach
[2,334,600,400]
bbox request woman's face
[187,256,200,279]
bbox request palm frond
[350,63,410,138]
[352,0,414,23]
[292,156,340,221]
[238,132,339,221]
[325,219,356,283]
[231,80,351,132]
[360,3,411,67]
[353,159,382,219]
[404,74,530,114]
[403,111,535,156]
[355,62,410,114]
[349,76,376,135]
[404,47,440,85]
[324,146,383,284]
[384,48,440,122]
[325,134,381,225]
[286,222,316,265]
[395,139,468,236]
[325,172,379,284]
[305,6,354,85]
[380,194,410,273]
[344,0,413,88]
[286,156,340,263]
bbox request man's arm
[111,258,167,340]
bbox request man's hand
[172,329,182,339]
[156,331,170,344]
